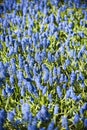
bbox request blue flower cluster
[0,0,87,129]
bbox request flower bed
[0,0,87,130]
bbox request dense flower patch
[0,0,87,129]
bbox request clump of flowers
[0,0,87,130]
